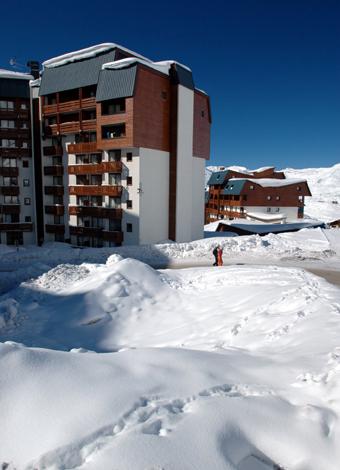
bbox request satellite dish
[9,58,16,66]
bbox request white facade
[245,206,299,221]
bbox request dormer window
[250,185,254,190]
[297,186,301,191]
[267,196,272,200]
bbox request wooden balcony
[44,186,64,196]
[45,224,65,234]
[69,206,122,219]
[44,165,64,176]
[0,109,29,119]
[59,100,80,113]
[0,128,30,139]
[45,205,64,215]
[67,142,98,154]
[69,185,122,197]
[0,148,30,158]
[43,97,96,116]
[0,204,20,214]
[0,223,32,231]
[68,161,122,175]
[43,145,63,157]
[81,119,96,131]
[0,167,19,177]
[1,186,19,196]
[60,122,81,134]
[81,97,96,109]
[69,225,123,243]
[43,103,57,115]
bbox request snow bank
[1,259,340,468]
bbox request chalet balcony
[60,121,81,134]
[0,128,30,139]
[69,185,122,197]
[68,161,122,175]
[45,205,64,215]
[0,167,19,177]
[0,223,32,232]
[67,142,98,154]
[44,186,64,196]
[0,109,29,120]
[69,206,122,219]
[69,225,123,243]
[81,97,96,109]
[42,103,57,115]
[43,145,63,157]
[81,119,97,131]
[42,97,96,116]
[0,204,20,214]
[44,165,64,176]
[1,186,19,196]
[0,148,30,158]
[58,100,80,113]
[45,224,65,234]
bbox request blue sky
[1,0,339,169]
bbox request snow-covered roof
[227,166,275,175]
[43,43,150,69]
[102,58,192,76]
[246,211,286,222]
[230,177,307,188]
[0,69,33,80]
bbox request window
[52,156,62,165]
[126,152,133,162]
[276,196,280,201]
[4,195,19,204]
[109,150,121,161]
[298,195,304,202]
[126,223,132,232]
[53,176,63,185]
[101,98,126,115]
[267,196,272,200]
[102,123,126,139]
[108,197,121,208]
[275,208,280,212]
[6,232,23,245]
[25,216,31,222]
[242,195,247,201]
[266,208,271,212]
[47,116,57,126]
[161,91,167,100]
[55,233,65,242]
[201,110,205,118]
[53,195,63,204]
[1,139,16,148]
[21,122,28,129]
[3,177,17,186]
[0,101,14,110]
[126,200,132,209]
[0,120,15,129]
[23,160,29,168]
[54,215,63,224]
[24,198,31,205]
[22,142,28,149]
[2,158,16,167]
[127,176,132,186]
[249,185,254,190]
[20,103,28,110]
[4,214,19,223]
[297,186,301,191]
[109,173,121,185]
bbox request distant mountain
[205,164,340,223]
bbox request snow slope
[1,257,340,469]
[206,164,340,222]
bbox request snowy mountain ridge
[206,163,340,222]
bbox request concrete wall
[139,148,169,244]
[121,148,140,245]
[191,156,205,240]
[245,206,299,220]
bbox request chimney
[27,60,40,79]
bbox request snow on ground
[206,163,340,222]
[1,255,340,469]
[1,227,340,295]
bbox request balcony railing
[1,186,19,196]
[44,186,64,196]
[0,167,19,177]
[45,224,65,234]
[0,204,20,214]
[59,122,81,134]
[43,97,96,116]
[0,223,32,231]
[69,206,122,219]
[81,119,96,131]
[0,148,30,157]
[69,185,122,197]
[67,142,98,154]
[68,161,122,175]
[45,205,64,215]
[44,165,64,176]
[69,225,123,243]
[43,145,63,157]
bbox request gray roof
[96,66,137,102]
[0,78,30,99]
[39,49,118,96]
[207,170,229,186]
[222,180,247,195]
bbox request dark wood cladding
[0,167,19,177]
[193,91,211,160]
[70,226,123,243]
[0,129,30,140]
[1,186,19,196]
[96,99,133,150]
[43,145,63,156]
[69,185,122,197]
[68,142,98,154]
[45,205,65,215]
[44,186,64,196]
[45,224,65,234]
[69,206,122,219]
[133,66,170,151]
[1,204,20,214]
[0,148,31,158]
[42,97,96,116]
[44,165,64,176]
[68,161,122,175]
[0,223,32,231]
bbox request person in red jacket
[217,246,223,266]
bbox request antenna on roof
[9,58,25,69]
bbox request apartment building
[35,43,211,247]
[0,69,35,245]
[205,167,311,223]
